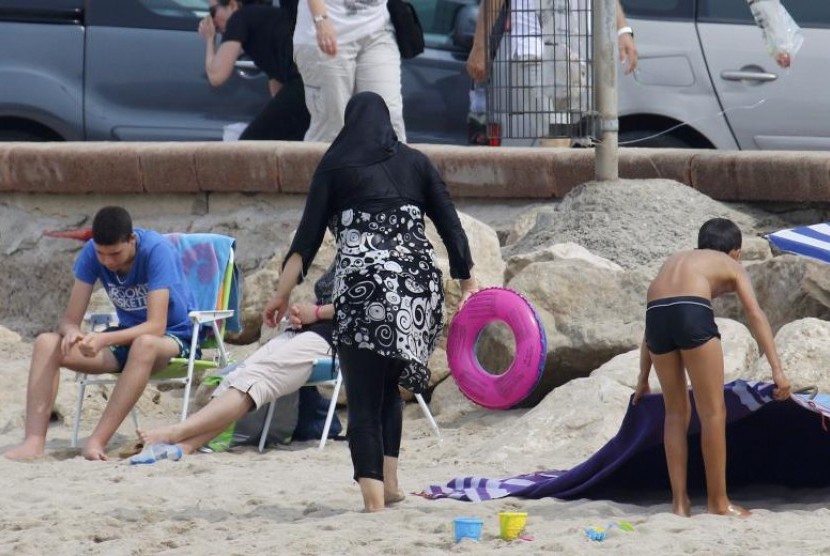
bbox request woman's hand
[263,293,290,328]
[466,44,487,82]
[198,15,216,42]
[459,276,479,309]
[618,32,638,75]
[315,19,337,56]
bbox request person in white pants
[293,0,406,142]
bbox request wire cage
[476,0,597,145]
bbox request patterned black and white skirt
[333,204,444,393]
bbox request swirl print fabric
[333,204,443,392]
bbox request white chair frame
[71,309,233,448]
[258,359,441,452]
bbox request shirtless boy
[633,217,791,517]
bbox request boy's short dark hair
[698,218,742,254]
[92,206,133,245]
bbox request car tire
[0,129,50,141]
[619,129,694,149]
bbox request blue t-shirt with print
[73,228,195,341]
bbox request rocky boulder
[749,317,830,393]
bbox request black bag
[387,0,425,59]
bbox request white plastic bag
[748,0,804,63]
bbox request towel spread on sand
[422,380,830,502]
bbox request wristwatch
[313,13,328,24]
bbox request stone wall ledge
[1,142,828,201]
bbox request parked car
[1,0,827,149]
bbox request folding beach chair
[258,358,442,452]
[70,233,238,448]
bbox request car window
[620,0,693,21]
[698,0,830,29]
[87,0,207,31]
[138,0,208,19]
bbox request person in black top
[263,92,479,512]
[200,0,310,140]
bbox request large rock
[749,317,830,393]
[504,242,623,284]
[713,255,830,333]
[504,179,775,270]
[475,258,651,405]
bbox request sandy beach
[3,329,830,556]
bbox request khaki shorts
[213,331,331,409]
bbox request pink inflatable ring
[447,287,547,409]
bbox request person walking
[263,92,477,512]
[292,0,405,142]
[201,0,310,140]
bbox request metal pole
[593,0,618,180]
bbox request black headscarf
[316,92,399,173]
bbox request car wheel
[0,129,50,141]
[619,129,694,149]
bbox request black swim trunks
[645,296,721,355]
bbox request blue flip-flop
[129,443,183,465]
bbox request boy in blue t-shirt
[3,206,196,461]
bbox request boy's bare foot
[672,496,692,517]
[710,503,751,517]
[3,438,45,460]
[82,441,108,461]
[384,488,406,506]
[138,425,178,447]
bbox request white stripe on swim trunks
[646,300,712,311]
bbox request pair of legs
[294,25,406,142]
[239,76,311,141]
[139,330,327,454]
[651,338,749,517]
[4,332,180,461]
[337,344,405,512]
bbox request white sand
[2,334,830,556]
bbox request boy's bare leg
[4,333,65,459]
[83,335,180,461]
[139,389,254,454]
[652,349,692,517]
[383,456,405,505]
[683,339,750,517]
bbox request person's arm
[732,263,791,400]
[58,279,94,355]
[287,302,334,329]
[308,0,337,56]
[616,0,638,75]
[632,335,652,404]
[466,0,506,82]
[77,289,171,357]
[419,158,479,304]
[198,15,242,86]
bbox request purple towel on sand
[422,380,830,502]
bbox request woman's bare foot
[82,440,108,461]
[3,438,46,460]
[138,425,179,447]
[384,488,406,506]
[672,496,692,517]
[710,503,751,517]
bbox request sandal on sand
[129,443,183,465]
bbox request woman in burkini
[634,218,791,517]
[263,92,478,512]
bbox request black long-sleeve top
[286,145,474,281]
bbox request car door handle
[720,70,777,82]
